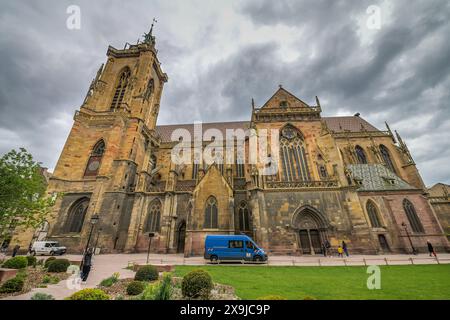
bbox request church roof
[155,116,379,143]
[347,164,416,191]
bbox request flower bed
[0,266,69,299]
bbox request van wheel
[210,255,218,263]
[30,251,36,256]
[50,251,55,256]
[254,255,262,262]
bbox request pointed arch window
[380,144,396,173]
[110,68,131,110]
[204,196,218,229]
[238,201,251,231]
[366,200,382,228]
[236,155,245,178]
[65,198,90,233]
[355,145,368,164]
[145,199,161,233]
[403,199,424,233]
[84,140,105,178]
[280,125,311,181]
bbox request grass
[174,264,450,300]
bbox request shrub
[31,292,55,300]
[67,288,110,300]
[154,273,172,300]
[36,259,44,267]
[100,273,120,287]
[47,259,70,273]
[26,255,37,267]
[181,269,213,300]
[0,277,25,293]
[140,282,159,300]
[2,256,28,269]
[42,274,60,284]
[126,281,145,296]
[44,257,56,268]
[134,265,158,282]
[257,295,287,300]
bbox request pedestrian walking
[325,240,331,257]
[80,248,93,282]
[321,243,327,257]
[342,241,349,257]
[427,240,437,257]
[12,244,20,257]
[337,246,344,258]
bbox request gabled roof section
[261,87,311,109]
[323,116,379,133]
[347,164,416,192]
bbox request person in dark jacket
[342,241,349,257]
[80,248,93,282]
[321,243,327,257]
[12,245,20,257]
[427,240,437,257]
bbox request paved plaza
[1,252,449,300]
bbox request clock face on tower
[88,160,100,171]
[84,156,102,177]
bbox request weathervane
[143,18,158,44]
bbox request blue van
[204,235,268,262]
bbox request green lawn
[174,264,450,300]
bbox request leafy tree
[0,148,57,238]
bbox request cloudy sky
[0,0,449,186]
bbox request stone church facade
[14,31,449,256]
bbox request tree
[0,148,57,239]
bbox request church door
[299,230,311,254]
[378,234,390,252]
[293,206,328,255]
[177,222,186,253]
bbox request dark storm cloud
[0,1,449,185]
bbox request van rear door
[227,239,245,260]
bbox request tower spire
[143,18,157,45]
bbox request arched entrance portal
[292,206,328,255]
[176,221,186,253]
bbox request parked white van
[30,241,66,256]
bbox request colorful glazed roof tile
[347,164,416,191]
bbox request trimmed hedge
[126,281,145,296]
[0,277,25,293]
[44,257,56,268]
[181,269,213,300]
[47,259,70,273]
[26,255,37,267]
[134,265,158,282]
[2,256,28,269]
[67,288,110,300]
[31,293,55,300]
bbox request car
[30,241,67,256]
[204,234,268,263]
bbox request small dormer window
[354,178,363,186]
[382,177,396,186]
[280,101,288,108]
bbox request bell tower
[82,22,168,129]
[37,25,169,253]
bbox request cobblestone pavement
[1,252,449,300]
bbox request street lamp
[84,214,99,255]
[401,222,418,255]
[146,232,155,264]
